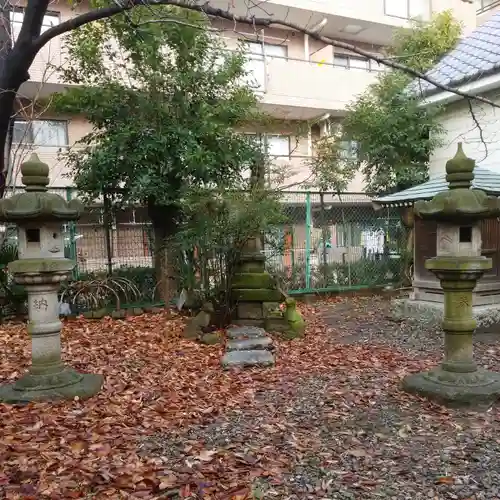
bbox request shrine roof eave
[371,167,500,209]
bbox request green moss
[284,298,306,336]
[200,332,221,345]
[232,273,274,289]
[281,329,304,340]
[234,288,283,302]
[235,262,266,274]
[111,309,127,319]
[9,258,75,274]
[265,317,288,333]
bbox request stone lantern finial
[445,142,475,190]
[21,153,49,192]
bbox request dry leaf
[435,476,454,485]
[196,449,217,462]
[348,448,368,458]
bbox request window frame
[244,132,291,159]
[9,8,60,39]
[339,140,359,161]
[242,40,288,60]
[383,0,431,20]
[333,53,383,72]
[265,134,291,159]
[12,119,69,148]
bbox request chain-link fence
[265,192,408,293]
[2,187,408,298]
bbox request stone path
[221,326,275,368]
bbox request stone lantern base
[403,368,500,407]
[0,369,103,405]
[403,257,500,407]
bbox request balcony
[212,0,476,45]
[248,54,379,119]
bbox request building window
[245,133,291,158]
[266,135,290,158]
[13,120,68,147]
[10,9,60,41]
[339,140,359,160]
[244,40,288,59]
[384,0,430,19]
[349,56,370,71]
[242,40,288,91]
[334,53,382,72]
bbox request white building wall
[429,90,500,178]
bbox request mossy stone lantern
[403,144,500,406]
[0,154,103,404]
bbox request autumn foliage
[1,298,500,498]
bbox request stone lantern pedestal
[0,155,103,404]
[403,144,500,406]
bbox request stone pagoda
[0,154,103,404]
[403,144,500,406]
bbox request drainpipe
[310,18,328,33]
[304,34,309,60]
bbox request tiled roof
[372,167,500,207]
[409,12,500,98]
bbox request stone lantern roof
[414,143,500,223]
[0,154,83,223]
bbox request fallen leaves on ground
[1,296,500,499]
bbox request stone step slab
[221,350,275,369]
[227,337,273,352]
[227,326,267,340]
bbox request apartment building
[8,0,477,270]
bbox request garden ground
[1,295,500,499]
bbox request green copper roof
[372,167,500,208]
[413,143,500,222]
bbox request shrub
[0,241,27,318]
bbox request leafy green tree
[339,11,462,195]
[52,6,263,300]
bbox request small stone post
[0,155,103,403]
[403,144,500,406]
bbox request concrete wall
[428,90,500,178]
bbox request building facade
[8,0,477,271]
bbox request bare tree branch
[33,0,500,110]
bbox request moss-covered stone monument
[231,235,305,339]
[403,144,500,406]
[0,154,103,403]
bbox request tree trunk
[0,0,12,188]
[149,203,181,306]
[0,0,51,197]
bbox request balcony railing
[245,53,380,112]
[243,52,383,92]
[477,0,500,14]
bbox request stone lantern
[403,144,500,406]
[0,154,103,403]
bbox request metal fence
[264,192,407,294]
[4,187,407,296]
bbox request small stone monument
[0,154,103,403]
[403,144,500,406]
